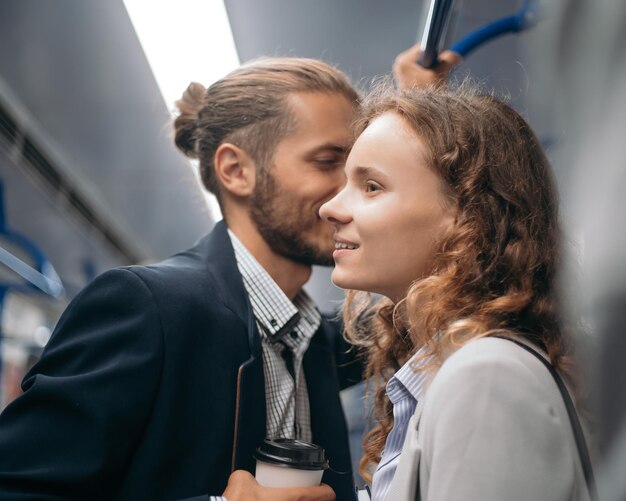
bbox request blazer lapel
[385,400,425,501]
[193,221,266,473]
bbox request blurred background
[0,0,624,498]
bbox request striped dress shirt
[211,232,321,500]
[371,348,430,501]
[228,230,320,442]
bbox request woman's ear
[213,143,257,198]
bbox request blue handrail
[419,0,539,67]
[0,184,64,298]
[0,181,64,391]
[450,1,539,58]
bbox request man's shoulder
[128,250,210,287]
[82,229,230,307]
[119,223,232,291]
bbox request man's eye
[315,157,339,166]
[365,181,382,193]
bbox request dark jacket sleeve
[323,314,363,390]
[0,268,164,500]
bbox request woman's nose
[320,189,351,225]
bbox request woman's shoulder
[416,335,582,500]
[426,334,560,407]
[441,334,547,373]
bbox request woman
[320,85,593,501]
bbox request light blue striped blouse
[371,348,430,501]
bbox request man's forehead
[286,91,355,118]
[284,91,355,143]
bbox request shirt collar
[386,346,431,405]
[228,229,320,344]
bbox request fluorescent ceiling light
[123,0,240,112]
[123,0,240,218]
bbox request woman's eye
[365,181,382,193]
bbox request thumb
[437,50,463,70]
[263,483,336,501]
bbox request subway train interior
[1,0,625,499]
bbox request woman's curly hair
[343,84,576,481]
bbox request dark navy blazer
[0,221,360,500]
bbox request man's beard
[250,169,334,267]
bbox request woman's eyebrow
[352,165,391,181]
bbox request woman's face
[320,112,456,303]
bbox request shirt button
[270,319,278,327]
[290,330,298,339]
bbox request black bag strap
[493,336,598,501]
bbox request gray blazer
[385,337,591,501]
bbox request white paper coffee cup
[253,438,329,488]
[255,460,325,487]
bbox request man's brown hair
[174,57,359,205]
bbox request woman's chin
[331,270,379,295]
[331,269,360,292]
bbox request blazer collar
[303,321,355,498]
[194,221,249,323]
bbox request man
[0,48,459,500]
[0,58,360,501]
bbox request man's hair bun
[173,82,207,159]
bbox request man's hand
[393,42,462,89]
[222,470,336,501]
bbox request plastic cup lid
[254,438,329,471]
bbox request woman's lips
[332,240,359,259]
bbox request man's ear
[214,143,256,197]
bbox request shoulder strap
[493,336,598,501]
